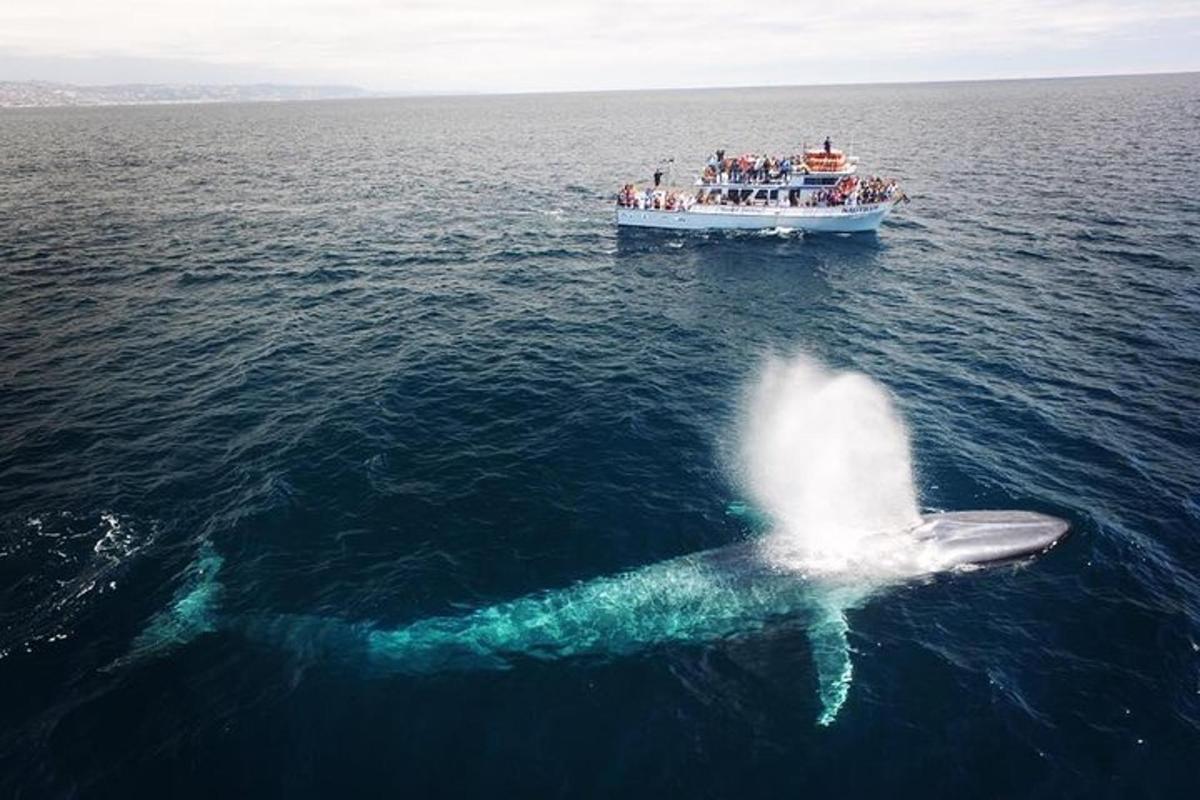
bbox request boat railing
[695,170,856,188]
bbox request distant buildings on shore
[0,81,370,108]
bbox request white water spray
[739,354,923,570]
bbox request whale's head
[908,510,1069,572]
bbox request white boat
[615,145,906,233]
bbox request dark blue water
[2,74,1199,798]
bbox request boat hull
[615,202,895,233]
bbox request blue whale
[129,510,1067,726]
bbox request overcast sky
[1,1,1197,92]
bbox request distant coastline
[0,81,370,109]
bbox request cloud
[1,0,1197,90]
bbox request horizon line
[2,68,1194,109]
[393,67,1197,100]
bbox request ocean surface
[2,73,1199,798]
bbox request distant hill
[0,81,371,108]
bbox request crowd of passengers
[702,152,799,184]
[616,176,901,210]
[699,139,840,185]
[855,176,901,205]
[801,176,902,207]
[617,185,695,211]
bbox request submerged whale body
[131,510,1067,726]
[128,354,1070,725]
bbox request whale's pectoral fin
[121,541,224,664]
[808,605,854,727]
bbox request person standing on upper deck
[824,136,832,154]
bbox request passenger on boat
[703,147,845,185]
[619,173,901,211]
[824,136,832,154]
[653,168,663,187]
[855,176,900,204]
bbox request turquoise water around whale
[2,73,1199,797]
